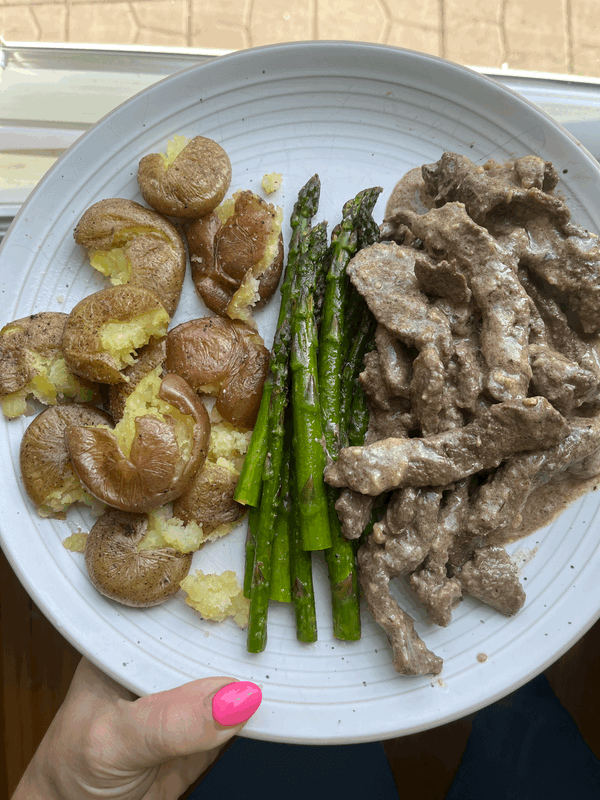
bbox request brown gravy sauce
[499,473,600,544]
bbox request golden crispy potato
[65,372,210,513]
[74,198,186,317]
[186,190,283,326]
[137,135,231,219]
[165,317,269,430]
[107,337,166,422]
[20,404,112,517]
[0,312,97,418]
[173,459,245,535]
[62,285,169,385]
[85,508,193,607]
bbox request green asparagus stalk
[290,433,318,642]
[318,188,381,640]
[235,381,272,507]
[269,432,292,603]
[235,176,320,507]
[319,187,381,460]
[246,177,321,653]
[244,504,260,599]
[339,298,377,450]
[290,221,332,551]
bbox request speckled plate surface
[2,41,600,744]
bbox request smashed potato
[0,312,97,418]
[173,458,245,536]
[186,190,283,325]
[180,569,249,627]
[173,408,250,534]
[20,404,111,517]
[137,135,232,218]
[74,198,186,317]
[65,371,210,513]
[107,337,166,422]
[85,508,193,607]
[62,285,169,384]
[165,316,269,430]
[261,173,282,194]
[138,506,205,554]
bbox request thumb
[114,676,262,769]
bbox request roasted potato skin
[137,136,232,218]
[186,190,284,318]
[65,373,211,513]
[0,312,97,404]
[85,508,192,607]
[165,317,270,430]
[19,404,113,515]
[173,460,245,534]
[62,285,169,385]
[74,198,186,317]
[0,312,65,396]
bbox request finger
[113,677,262,769]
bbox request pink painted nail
[212,681,262,726]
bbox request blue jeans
[190,674,600,799]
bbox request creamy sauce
[499,473,599,543]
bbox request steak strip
[325,397,570,495]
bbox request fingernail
[212,681,262,726]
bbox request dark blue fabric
[189,674,600,799]
[446,673,600,800]
[190,738,400,799]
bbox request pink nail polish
[212,681,262,726]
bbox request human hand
[13,657,262,800]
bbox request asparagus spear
[290,433,318,642]
[339,297,377,450]
[319,187,381,459]
[243,504,260,599]
[290,221,332,551]
[235,176,320,507]
[246,177,321,653]
[269,430,292,603]
[318,188,381,640]
[234,382,272,507]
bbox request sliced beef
[397,203,532,402]
[408,481,469,627]
[325,397,569,495]
[381,165,435,242]
[421,151,564,228]
[374,324,412,399]
[347,242,452,435]
[357,487,445,675]
[335,489,375,540]
[456,545,526,616]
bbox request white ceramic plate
[2,41,600,745]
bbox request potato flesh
[111,368,195,464]
[1,353,94,419]
[161,135,190,169]
[38,474,97,518]
[90,247,131,284]
[62,532,88,552]
[138,507,204,554]
[99,309,169,370]
[180,570,249,627]
[208,409,252,470]
[261,173,282,194]
[89,224,173,286]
